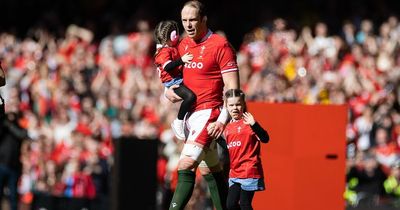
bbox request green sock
[203,171,228,210]
[169,170,195,210]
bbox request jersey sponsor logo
[185,62,204,69]
[227,140,242,149]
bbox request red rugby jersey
[154,47,182,83]
[224,119,264,178]
[178,31,238,111]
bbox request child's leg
[226,183,241,210]
[173,85,196,120]
[239,189,255,210]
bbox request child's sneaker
[171,119,185,140]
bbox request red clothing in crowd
[65,172,96,199]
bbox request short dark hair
[182,0,207,18]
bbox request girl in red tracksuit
[223,89,270,210]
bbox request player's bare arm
[208,71,240,139]
[222,71,240,90]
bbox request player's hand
[207,121,225,139]
[181,53,193,63]
[165,85,182,103]
[243,112,255,126]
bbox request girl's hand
[181,53,193,63]
[243,112,255,126]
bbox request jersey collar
[199,29,213,43]
[230,118,243,123]
[192,29,212,44]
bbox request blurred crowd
[0,14,400,209]
[238,17,400,208]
